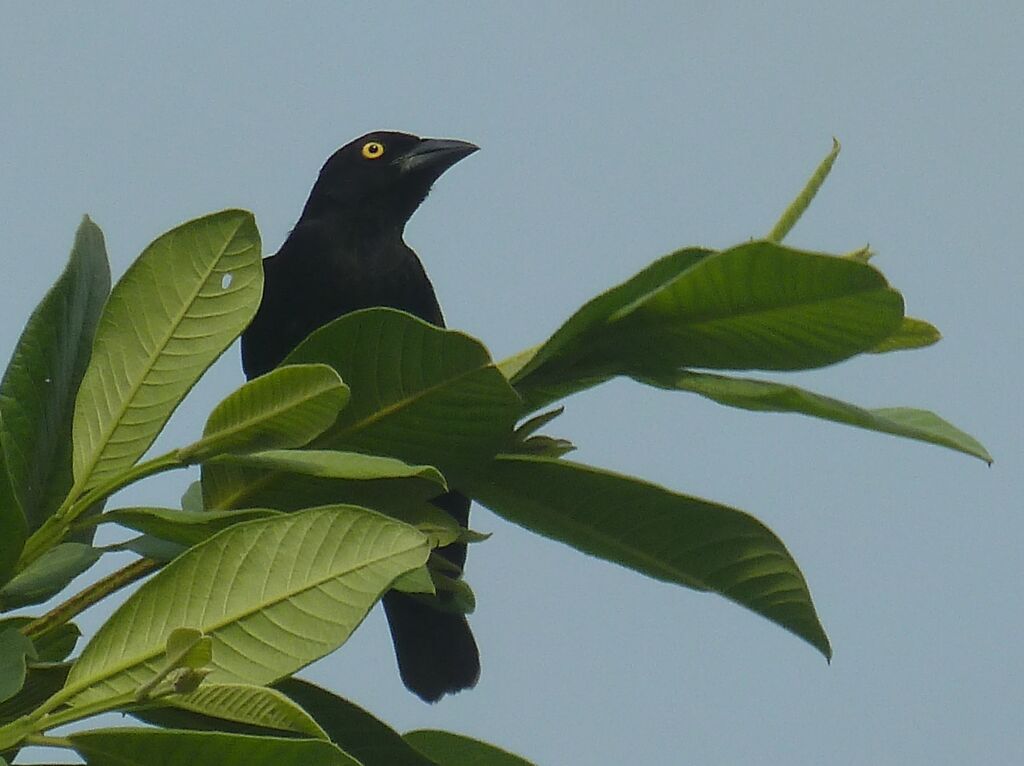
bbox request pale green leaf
[72,210,262,493]
[203,449,447,516]
[646,370,992,463]
[62,506,429,706]
[869,316,941,353]
[160,683,328,739]
[178,364,349,463]
[0,216,110,536]
[405,729,536,766]
[70,728,359,766]
[164,628,212,671]
[212,449,445,486]
[391,566,436,595]
[767,138,840,243]
[465,455,831,659]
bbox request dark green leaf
[508,242,904,412]
[0,662,70,724]
[102,507,279,547]
[0,216,110,536]
[0,542,101,609]
[285,308,520,477]
[645,370,992,463]
[0,465,25,588]
[0,618,79,664]
[512,435,576,458]
[109,535,186,563]
[505,247,711,408]
[275,677,438,766]
[30,622,81,663]
[465,455,831,659]
[404,729,536,766]
[70,728,359,766]
[0,629,36,703]
[512,407,565,440]
[180,481,204,512]
[178,364,349,463]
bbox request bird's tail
[382,590,480,703]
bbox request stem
[21,558,162,640]
[35,691,137,732]
[767,138,841,243]
[17,451,185,570]
[24,733,75,749]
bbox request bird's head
[302,131,479,227]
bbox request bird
[241,131,480,702]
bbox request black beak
[396,138,479,175]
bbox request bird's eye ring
[361,141,386,160]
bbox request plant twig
[20,558,161,640]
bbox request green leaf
[646,370,992,463]
[3,618,82,664]
[72,210,262,494]
[405,729,536,766]
[181,480,204,512]
[0,467,25,589]
[869,316,942,353]
[285,308,521,476]
[0,542,101,609]
[507,247,712,408]
[69,728,360,766]
[178,364,349,464]
[157,683,328,739]
[0,216,110,538]
[509,242,904,412]
[0,663,69,725]
[102,507,280,547]
[465,455,831,659]
[0,629,36,704]
[61,506,429,707]
[164,628,213,671]
[391,565,437,595]
[203,449,447,513]
[767,138,841,243]
[0,618,79,667]
[110,535,186,563]
[214,450,446,487]
[275,677,438,766]
[420,573,475,615]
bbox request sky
[1,3,1021,764]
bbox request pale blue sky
[1,3,1021,764]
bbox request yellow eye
[361,141,385,160]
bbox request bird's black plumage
[241,131,480,702]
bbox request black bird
[241,131,480,702]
